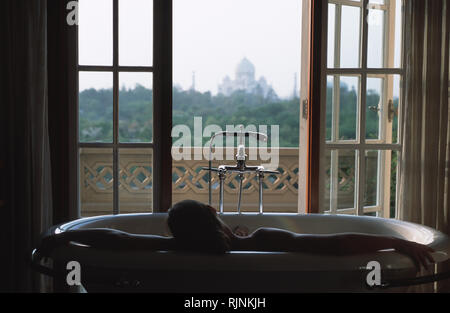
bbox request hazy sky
[78,0,302,98]
[173,0,302,98]
[78,0,401,98]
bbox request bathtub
[36,213,450,292]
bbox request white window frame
[77,0,155,215]
[319,0,405,217]
[298,0,311,214]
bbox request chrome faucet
[203,126,279,214]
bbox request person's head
[167,200,232,254]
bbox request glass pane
[364,150,397,217]
[119,0,153,66]
[392,75,401,143]
[364,150,379,207]
[80,148,113,217]
[394,0,403,68]
[339,76,359,140]
[327,3,336,68]
[390,150,398,218]
[337,150,356,210]
[326,76,359,141]
[79,72,113,143]
[119,148,153,213]
[367,9,385,68]
[78,0,113,65]
[119,73,153,143]
[326,76,334,141]
[323,149,332,213]
[340,6,361,68]
[369,0,385,4]
[366,74,401,143]
[324,149,356,213]
[366,77,383,140]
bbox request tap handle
[236,144,246,161]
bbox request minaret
[190,71,196,91]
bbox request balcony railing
[79,148,364,216]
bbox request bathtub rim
[46,212,450,272]
[54,212,450,250]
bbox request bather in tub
[32,213,450,292]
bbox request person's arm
[38,229,175,257]
[250,228,435,269]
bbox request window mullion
[386,0,396,69]
[380,0,398,217]
[328,3,342,213]
[326,142,401,150]
[330,149,339,213]
[329,0,363,8]
[113,0,119,215]
[334,4,341,69]
[332,3,341,142]
[298,0,311,213]
[326,68,403,75]
[355,0,369,216]
[355,149,364,215]
[153,0,173,212]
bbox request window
[321,0,404,217]
[75,0,401,217]
[76,0,307,217]
[78,0,155,216]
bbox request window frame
[76,0,172,215]
[316,0,405,217]
[73,0,403,216]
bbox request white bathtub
[45,213,450,292]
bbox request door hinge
[302,99,308,120]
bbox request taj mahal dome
[218,58,277,99]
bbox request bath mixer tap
[203,126,279,214]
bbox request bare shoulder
[246,227,299,251]
[250,227,271,238]
[251,227,297,240]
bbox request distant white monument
[218,58,277,99]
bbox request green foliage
[79,88,114,142]
[173,88,300,146]
[326,82,399,142]
[80,86,300,146]
[79,84,398,146]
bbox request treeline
[79,84,397,147]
